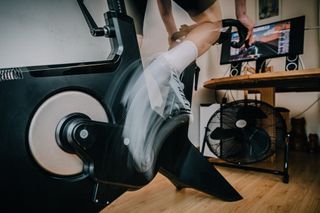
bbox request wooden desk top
[203,68,320,92]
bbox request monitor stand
[256,58,266,73]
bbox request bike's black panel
[158,116,242,202]
[0,9,141,212]
[0,0,242,211]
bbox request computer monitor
[220,16,305,73]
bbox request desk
[203,68,320,92]
[202,68,320,183]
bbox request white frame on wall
[256,0,282,25]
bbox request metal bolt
[124,138,130,146]
[80,129,89,139]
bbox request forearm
[235,0,255,44]
[157,0,178,35]
[235,0,247,19]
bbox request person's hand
[168,36,180,49]
[168,24,198,49]
[168,30,182,49]
[171,24,198,41]
[237,14,255,45]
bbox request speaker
[230,62,242,76]
[285,55,299,71]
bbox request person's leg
[155,0,222,76]
[144,1,223,118]
[175,0,222,56]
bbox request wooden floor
[103,151,320,213]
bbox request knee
[185,21,222,55]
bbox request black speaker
[285,55,299,71]
[230,62,242,76]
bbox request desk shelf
[203,68,320,92]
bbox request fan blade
[210,127,239,139]
[237,106,267,120]
[248,128,271,157]
[234,127,271,163]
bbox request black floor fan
[203,99,290,183]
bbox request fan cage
[205,99,286,165]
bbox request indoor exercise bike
[0,0,247,212]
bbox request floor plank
[102,151,320,213]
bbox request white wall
[275,0,320,138]
[0,0,110,68]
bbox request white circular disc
[28,91,109,176]
[236,119,247,128]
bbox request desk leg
[283,134,290,183]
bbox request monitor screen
[220,16,305,65]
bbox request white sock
[143,40,198,117]
[162,40,198,75]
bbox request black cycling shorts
[174,0,217,17]
[125,0,217,35]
